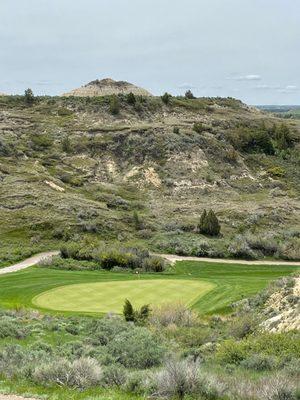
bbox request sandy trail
[157,253,300,266]
[1,251,299,276]
[0,251,60,275]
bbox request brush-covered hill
[62,78,152,97]
[0,93,299,264]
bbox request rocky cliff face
[261,276,300,332]
[62,78,153,97]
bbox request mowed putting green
[32,279,214,313]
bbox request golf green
[32,279,214,313]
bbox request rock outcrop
[261,276,300,332]
[62,78,152,97]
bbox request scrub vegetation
[0,92,300,399]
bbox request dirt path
[0,250,299,277]
[157,253,300,266]
[0,251,60,275]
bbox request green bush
[198,209,221,236]
[109,95,120,115]
[142,256,165,272]
[0,318,28,339]
[267,166,286,177]
[185,90,196,99]
[217,332,300,365]
[126,92,136,105]
[102,364,127,387]
[193,122,206,133]
[24,88,34,105]
[240,354,278,371]
[161,92,172,105]
[30,134,53,150]
[107,327,165,368]
[33,357,102,388]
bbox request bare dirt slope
[63,78,152,97]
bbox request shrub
[173,127,180,134]
[126,92,136,105]
[193,122,206,133]
[240,354,278,371]
[228,235,257,260]
[102,364,127,387]
[185,90,196,99]
[109,95,120,115]
[30,134,53,150]
[161,92,172,105]
[198,209,221,236]
[228,126,275,154]
[107,327,165,368]
[275,124,294,150]
[228,315,258,339]
[278,238,300,260]
[124,371,145,394]
[24,88,34,105]
[149,303,199,328]
[123,299,135,322]
[267,166,286,177]
[216,340,246,365]
[62,136,72,153]
[33,357,102,388]
[0,318,28,339]
[123,299,151,324]
[142,256,165,272]
[149,359,212,400]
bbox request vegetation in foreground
[0,274,299,400]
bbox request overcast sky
[0,0,299,104]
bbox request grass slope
[0,261,298,315]
[33,279,213,313]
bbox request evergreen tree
[206,209,221,236]
[185,89,195,99]
[139,304,151,321]
[109,95,120,115]
[123,299,135,322]
[198,209,220,236]
[24,88,34,106]
[198,209,208,233]
[126,92,136,105]
[161,92,172,105]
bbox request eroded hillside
[0,94,299,263]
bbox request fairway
[33,279,213,313]
[0,260,298,315]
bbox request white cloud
[285,85,298,90]
[227,74,261,81]
[253,84,299,93]
[177,83,196,90]
[278,85,299,94]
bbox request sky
[0,0,299,104]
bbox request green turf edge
[31,279,216,314]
